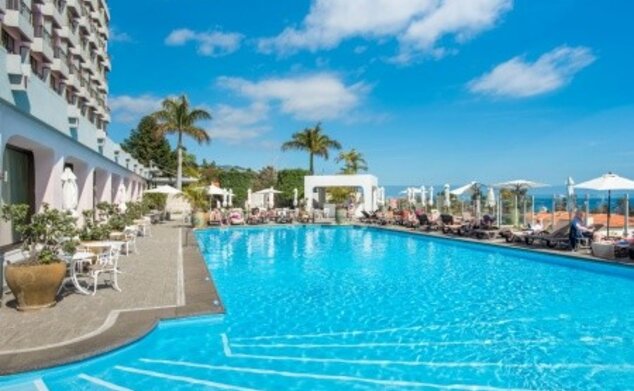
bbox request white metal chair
[89,245,121,295]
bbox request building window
[1,29,16,54]
[1,146,35,245]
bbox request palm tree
[336,149,368,174]
[281,123,342,175]
[152,95,211,189]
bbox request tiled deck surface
[0,221,222,375]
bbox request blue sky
[106,0,634,186]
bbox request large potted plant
[1,204,78,311]
[328,187,353,224]
[184,186,209,228]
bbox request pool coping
[0,227,223,376]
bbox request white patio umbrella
[575,172,634,237]
[206,184,225,196]
[144,185,181,195]
[494,179,548,226]
[114,183,127,213]
[247,188,253,209]
[222,190,228,208]
[451,182,479,219]
[450,181,477,196]
[61,167,78,216]
[428,186,434,207]
[228,189,234,207]
[443,184,451,210]
[216,200,221,209]
[255,187,283,210]
[293,188,298,208]
[420,186,426,206]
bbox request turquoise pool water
[2,226,634,390]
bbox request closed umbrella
[486,187,496,209]
[293,188,298,208]
[420,186,426,206]
[428,186,434,207]
[222,191,228,208]
[443,184,451,210]
[114,183,127,213]
[61,167,78,216]
[228,189,234,207]
[216,200,221,209]
[566,177,575,216]
[575,172,634,237]
[247,188,253,209]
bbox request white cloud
[217,73,369,121]
[110,27,133,43]
[258,0,511,62]
[468,46,596,98]
[109,95,162,123]
[165,28,243,57]
[206,103,270,143]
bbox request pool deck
[0,221,223,375]
[362,223,634,268]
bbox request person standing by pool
[570,211,594,251]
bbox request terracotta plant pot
[5,261,67,311]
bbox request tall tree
[281,122,341,175]
[152,95,211,189]
[336,149,368,174]
[254,166,277,190]
[121,116,176,174]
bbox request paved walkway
[0,221,222,374]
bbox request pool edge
[0,226,224,376]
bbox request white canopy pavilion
[304,174,380,216]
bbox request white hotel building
[0,0,148,246]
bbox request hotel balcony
[65,72,76,88]
[66,0,78,10]
[76,15,89,32]
[31,28,55,62]
[51,58,69,76]
[3,2,35,40]
[41,1,64,27]
[5,52,31,90]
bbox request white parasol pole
[625,193,630,237]
[550,194,557,229]
[584,193,590,226]
[531,195,535,226]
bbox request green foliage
[336,149,368,174]
[281,122,342,174]
[79,210,111,241]
[277,169,309,206]
[218,169,256,207]
[0,204,78,264]
[328,187,354,205]
[121,115,176,174]
[143,193,167,211]
[254,166,277,190]
[183,186,209,212]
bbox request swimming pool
[2,226,634,390]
